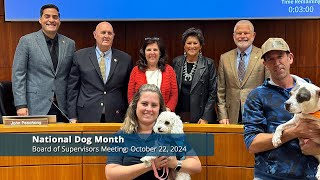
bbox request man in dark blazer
[67,22,133,123]
[12,4,75,122]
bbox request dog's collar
[310,111,320,118]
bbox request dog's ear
[171,114,184,134]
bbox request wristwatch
[174,160,182,171]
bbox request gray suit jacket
[217,46,269,124]
[67,47,133,123]
[12,30,75,115]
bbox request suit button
[104,91,106,94]
[101,103,104,106]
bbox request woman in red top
[128,37,178,111]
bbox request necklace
[183,61,197,81]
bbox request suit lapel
[241,46,260,85]
[175,57,184,90]
[106,49,119,82]
[89,47,104,83]
[35,30,55,74]
[190,56,206,93]
[56,34,66,74]
[228,50,241,87]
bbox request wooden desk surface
[0,123,244,133]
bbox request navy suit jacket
[67,46,133,122]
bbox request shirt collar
[237,45,253,57]
[96,47,112,57]
[43,32,58,43]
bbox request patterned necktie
[238,52,246,82]
[99,53,106,82]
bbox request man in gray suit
[217,20,269,124]
[12,4,75,122]
[67,22,133,123]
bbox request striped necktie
[99,53,106,82]
[238,52,246,82]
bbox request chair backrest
[0,81,17,118]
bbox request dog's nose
[284,102,291,110]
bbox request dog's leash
[151,160,169,180]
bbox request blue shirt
[96,47,112,83]
[236,45,253,71]
[243,75,318,179]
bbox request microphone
[48,98,73,123]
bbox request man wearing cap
[243,38,319,179]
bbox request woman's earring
[183,51,187,57]
[199,51,202,57]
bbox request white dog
[140,111,191,180]
[272,82,320,179]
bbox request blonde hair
[121,84,166,133]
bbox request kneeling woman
[105,84,201,180]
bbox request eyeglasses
[144,37,160,41]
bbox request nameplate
[3,118,49,126]
[3,115,56,126]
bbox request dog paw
[140,156,155,167]
[272,131,283,148]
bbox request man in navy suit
[12,4,75,122]
[67,22,133,123]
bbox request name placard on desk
[2,115,56,126]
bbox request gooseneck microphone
[48,98,73,123]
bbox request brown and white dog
[272,82,320,179]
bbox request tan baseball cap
[261,38,290,59]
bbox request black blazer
[173,55,217,123]
[0,87,4,123]
[67,47,133,122]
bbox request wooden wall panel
[0,156,82,166]
[0,0,3,16]
[297,67,320,84]
[59,22,97,50]
[285,20,320,84]
[0,67,11,80]
[207,133,254,167]
[286,20,320,68]
[1,2,320,86]
[0,165,82,180]
[83,164,106,180]
[207,166,254,180]
[0,21,9,68]
[192,166,207,180]
[253,20,287,46]
[203,21,235,65]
